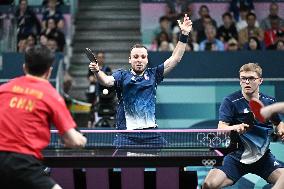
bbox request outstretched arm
[260,102,284,119]
[218,121,249,134]
[89,62,115,87]
[261,102,284,141]
[62,128,87,148]
[163,14,192,76]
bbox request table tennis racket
[249,98,266,123]
[243,111,255,129]
[84,48,98,64]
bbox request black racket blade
[244,112,256,128]
[84,48,98,63]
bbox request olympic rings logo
[197,132,231,148]
[202,159,217,166]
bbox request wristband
[179,33,188,43]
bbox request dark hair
[19,0,27,4]
[246,12,256,20]
[222,12,233,19]
[248,36,261,50]
[239,6,249,12]
[199,5,209,12]
[159,16,169,23]
[130,44,148,53]
[24,46,54,76]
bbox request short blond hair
[239,63,262,77]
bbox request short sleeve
[155,64,164,84]
[50,95,76,135]
[112,70,124,89]
[219,97,235,124]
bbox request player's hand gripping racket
[84,48,98,64]
[249,98,266,123]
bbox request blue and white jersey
[112,64,164,130]
[219,90,281,164]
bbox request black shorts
[0,151,56,189]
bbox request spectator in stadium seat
[238,12,263,48]
[263,15,284,48]
[41,0,65,31]
[217,12,238,43]
[46,37,58,53]
[275,40,284,51]
[243,36,265,51]
[226,37,239,51]
[15,0,41,40]
[150,31,173,51]
[229,0,254,22]
[199,25,224,51]
[235,6,260,32]
[162,3,178,29]
[195,15,217,43]
[260,2,284,31]
[42,0,64,10]
[26,33,37,51]
[266,30,284,50]
[153,16,172,43]
[193,5,217,35]
[202,63,284,189]
[42,18,66,51]
[17,37,27,53]
[39,33,48,47]
[158,40,174,51]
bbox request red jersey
[0,75,76,159]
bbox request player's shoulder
[0,76,23,89]
[114,69,128,74]
[260,93,276,104]
[224,90,243,103]
[147,63,164,72]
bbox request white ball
[102,89,109,95]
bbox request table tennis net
[48,129,234,149]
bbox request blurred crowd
[15,0,66,53]
[149,0,284,52]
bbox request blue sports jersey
[112,64,164,130]
[219,90,281,164]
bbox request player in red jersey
[0,46,86,189]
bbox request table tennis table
[42,129,236,189]
[43,129,236,168]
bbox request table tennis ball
[102,89,109,95]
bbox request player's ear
[128,56,131,64]
[45,67,53,79]
[23,63,28,74]
[259,78,263,85]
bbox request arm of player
[163,14,192,76]
[218,121,249,134]
[62,128,87,148]
[260,102,284,120]
[276,122,284,141]
[89,62,115,87]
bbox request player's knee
[52,184,62,189]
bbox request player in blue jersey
[89,14,192,147]
[203,63,284,189]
